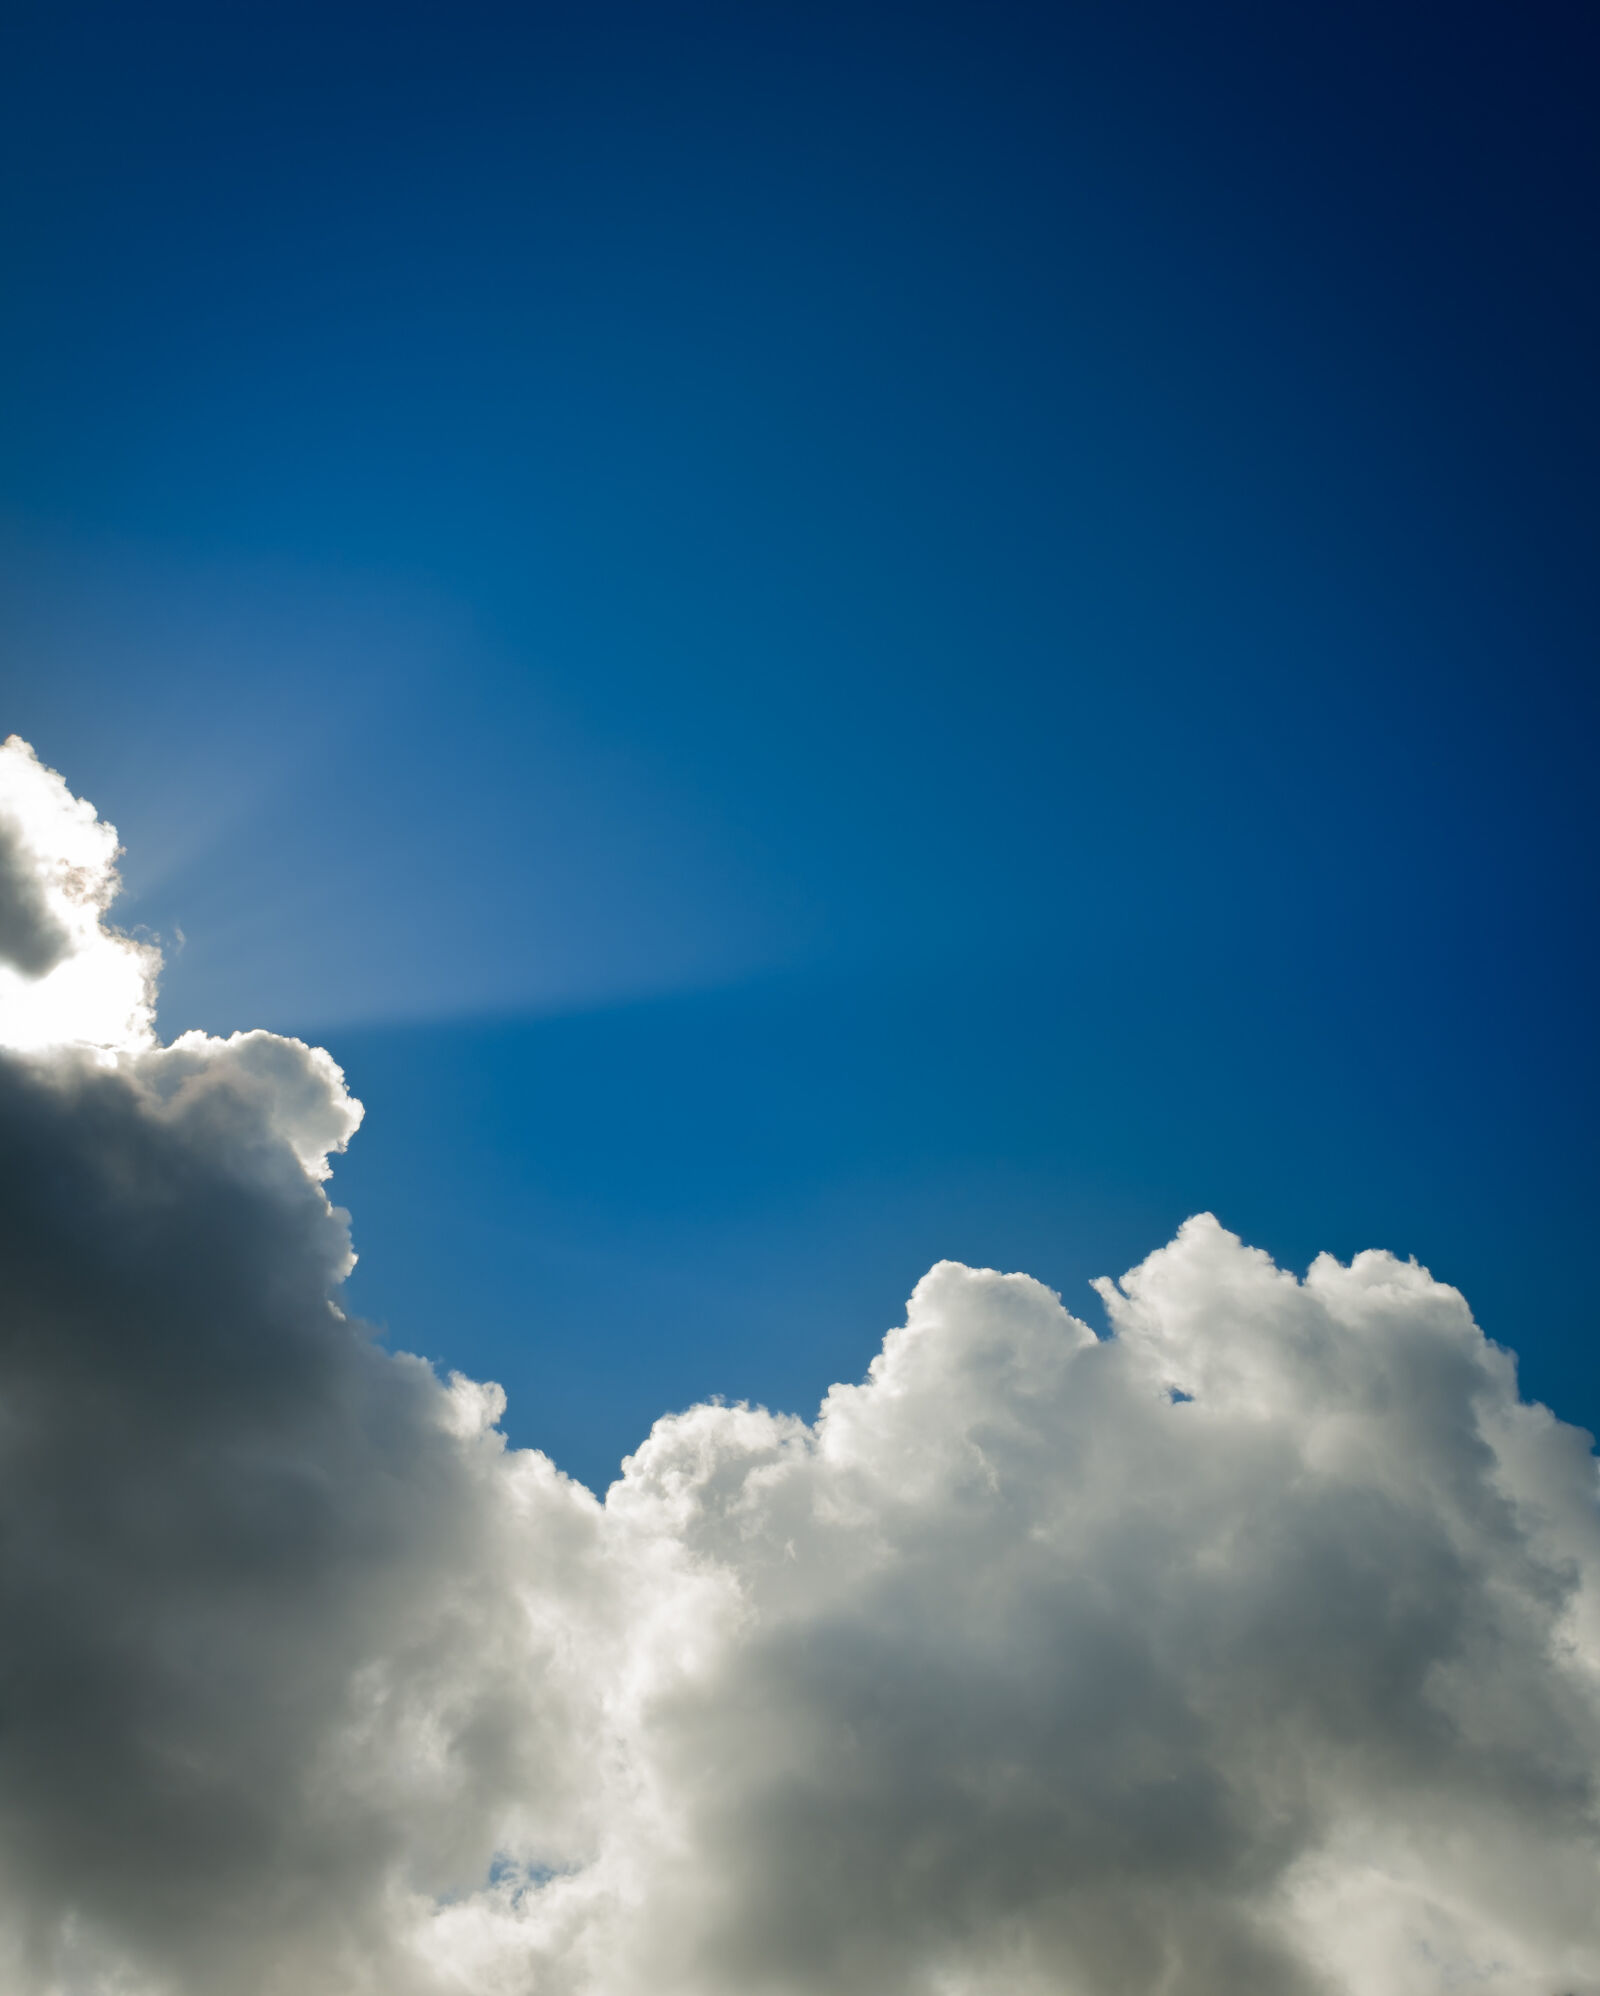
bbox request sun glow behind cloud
[0,742,1597,1996]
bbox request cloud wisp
[0,734,1597,1995]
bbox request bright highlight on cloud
[0,736,157,1051]
[1,740,1597,1996]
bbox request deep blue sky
[4,0,1596,1487]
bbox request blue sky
[4,0,1595,1488]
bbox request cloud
[0,741,1597,1994]
[0,737,157,1051]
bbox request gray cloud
[0,812,71,975]
[0,749,1597,1994]
[562,1240,1600,1996]
[0,1036,608,1995]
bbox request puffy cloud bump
[0,736,158,1052]
[0,736,1597,1995]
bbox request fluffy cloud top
[0,739,1597,1995]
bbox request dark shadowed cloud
[0,811,71,976]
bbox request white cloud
[0,744,1597,1994]
[0,737,158,1052]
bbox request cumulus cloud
[0,737,1597,1995]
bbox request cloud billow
[0,735,1595,1995]
[0,810,72,976]
[0,735,157,1049]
